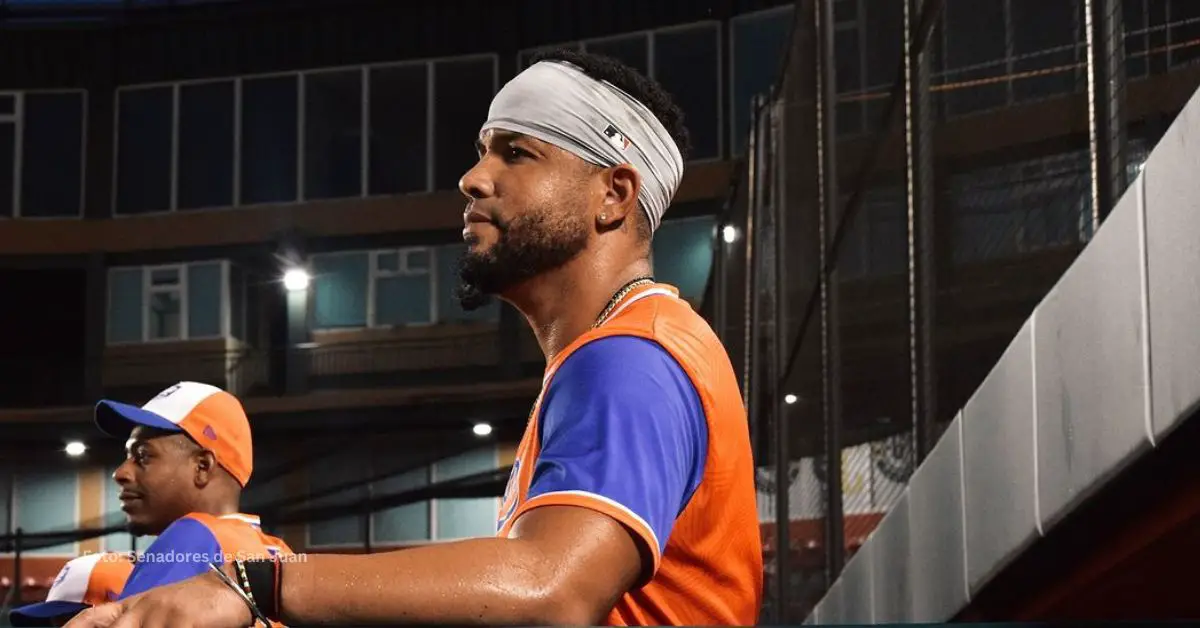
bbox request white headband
[481,60,685,232]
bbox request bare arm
[281,504,643,626]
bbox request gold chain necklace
[592,276,655,328]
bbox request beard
[455,208,590,311]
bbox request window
[1010,0,1079,103]
[116,86,173,215]
[433,448,500,540]
[304,69,363,201]
[0,91,86,218]
[433,56,497,190]
[240,74,299,205]
[730,5,795,156]
[653,22,722,160]
[652,216,717,301]
[148,267,183,340]
[517,42,582,70]
[307,451,369,548]
[940,0,1008,115]
[583,32,650,77]
[372,467,431,544]
[0,116,13,218]
[312,252,370,329]
[178,80,235,210]
[107,261,234,344]
[368,63,430,195]
[372,248,435,326]
[16,469,78,556]
[21,91,85,217]
[435,242,499,323]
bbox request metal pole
[817,0,845,584]
[741,98,760,414]
[1085,0,1127,228]
[713,213,728,344]
[770,97,792,623]
[905,0,937,461]
[12,528,22,606]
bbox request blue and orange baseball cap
[9,552,134,626]
[94,381,254,486]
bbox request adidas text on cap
[8,552,134,626]
[94,381,254,487]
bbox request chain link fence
[708,0,1200,623]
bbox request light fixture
[472,422,493,437]
[65,441,86,457]
[722,225,738,244]
[282,268,311,292]
[784,394,798,405]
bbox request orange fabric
[178,391,254,486]
[83,554,135,605]
[186,513,293,628]
[497,283,763,626]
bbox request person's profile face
[113,426,198,536]
[454,129,596,309]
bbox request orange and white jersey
[497,282,763,625]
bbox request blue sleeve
[117,517,222,600]
[527,335,708,558]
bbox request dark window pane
[240,75,298,205]
[1170,0,1200,67]
[654,23,720,160]
[116,86,172,215]
[305,69,362,201]
[835,26,864,135]
[369,63,429,195]
[731,6,794,155]
[584,33,649,77]
[21,92,83,218]
[230,263,245,341]
[433,57,496,191]
[0,95,14,116]
[1124,0,1148,79]
[0,123,13,217]
[1010,0,1079,102]
[519,43,583,70]
[178,80,234,210]
[941,0,1008,115]
[863,0,902,87]
[187,262,223,338]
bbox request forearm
[279,538,590,625]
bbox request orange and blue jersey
[118,512,291,601]
[496,282,763,626]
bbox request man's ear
[194,450,217,488]
[598,164,641,230]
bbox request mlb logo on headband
[603,124,630,152]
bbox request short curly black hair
[528,48,692,162]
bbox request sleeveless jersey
[496,282,763,625]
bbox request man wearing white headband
[67,49,761,628]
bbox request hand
[64,570,254,628]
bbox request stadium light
[65,441,86,457]
[472,422,493,437]
[722,225,738,244]
[784,394,798,405]
[283,268,311,292]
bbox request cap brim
[94,400,182,438]
[9,601,89,626]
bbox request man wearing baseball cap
[8,552,134,627]
[92,381,292,601]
